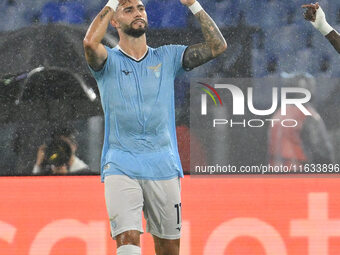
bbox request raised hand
[301,2,333,36]
[301,2,319,22]
[180,0,196,7]
[301,1,339,53]
[105,0,129,12]
[118,0,129,8]
[36,144,46,166]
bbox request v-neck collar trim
[117,45,149,62]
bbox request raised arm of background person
[302,2,340,54]
[181,0,227,69]
[325,31,340,54]
[83,6,114,71]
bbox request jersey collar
[116,45,149,62]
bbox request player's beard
[123,20,148,38]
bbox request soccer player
[302,2,340,54]
[83,0,227,254]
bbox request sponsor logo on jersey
[122,70,132,75]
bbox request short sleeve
[87,46,114,81]
[162,45,188,77]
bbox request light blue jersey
[89,44,188,181]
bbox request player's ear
[110,17,119,28]
[110,11,120,28]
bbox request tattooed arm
[181,0,227,69]
[83,7,114,71]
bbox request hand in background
[302,2,319,22]
[35,144,46,167]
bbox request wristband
[105,0,119,11]
[188,1,203,15]
[317,21,334,36]
[311,6,334,36]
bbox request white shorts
[104,175,182,240]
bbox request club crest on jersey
[148,63,162,78]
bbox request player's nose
[134,8,143,17]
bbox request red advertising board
[1,176,340,254]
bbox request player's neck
[118,34,147,60]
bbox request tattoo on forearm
[183,43,214,69]
[198,11,226,55]
[183,11,226,69]
[100,9,110,20]
[326,30,340,54]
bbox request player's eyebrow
[123,6,133,11]
[123,4,144,11]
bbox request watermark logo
[194,80,313,129]
[198,83,311,116]
[198,82,223,115]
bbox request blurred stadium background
[1,0,340,254]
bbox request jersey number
[174,203,182,225]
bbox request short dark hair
[50,124,78,146]
[44,139,72,168]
